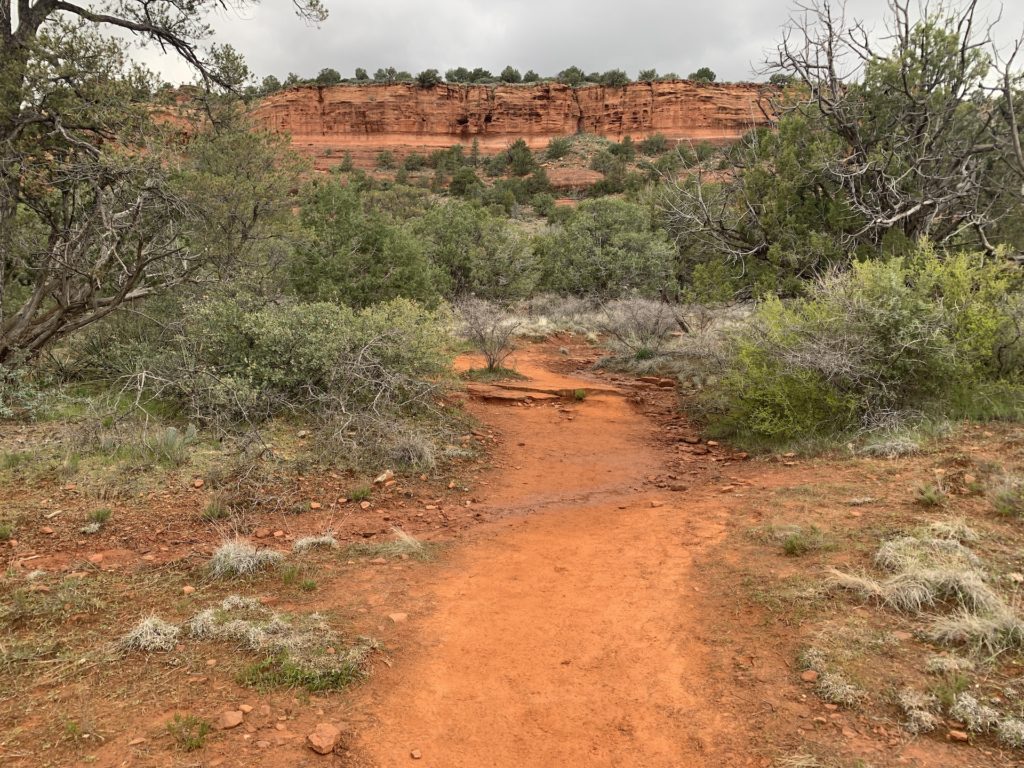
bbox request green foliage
[534,198,677,297]
[166,714,212,752]
[689,67,717,82]
[448,166,483,198]
[373,67,412,83]
[916,483,947,507]
[557,66,586,86]
[546,136,573,160]
[639,134,669,156]
[522,70,540,83]
[608,135,636,161]
[500,66,522,83]
[238,653,362,692]
[314,67,341,85]
[705,243,1024,446]
[600,69,631,86]
[637,69,658,82]
[349,486,372,502]
[506,139,536,176]
[413,200,536,299]
[375,150,395,170]
[293,179,442,307]
[402,153,427,171]
[0,363,40,419]
[87,508,112,525]
[416,69,441,88]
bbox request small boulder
[216,710,244,730]
[374,469,395,485]
[800,670,819,683]
[306,722,341,755]
[948,729,969,743]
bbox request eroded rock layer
[251,81,771,166]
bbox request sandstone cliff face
[250,81,770,166]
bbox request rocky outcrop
[250,81,771,167]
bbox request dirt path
[352,347,745,767]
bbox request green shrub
[293,178,443,308]
[546,137,573,160]
[414,200,536,299]
[375,150,395,170]
[639,134,670,155]
[166,714,211,752]
[0,363,40,420]
[705,242,1024,446]
[533,198,677,298]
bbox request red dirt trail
[351,348,745,767]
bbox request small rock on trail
[306,722,341,754]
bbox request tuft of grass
[462,366,526,382]
[237,652,362,693]
[949,693,1000,733]
[280,563,315,589]
[897,688,940,734]
[816,671,865,707]
[201,495,232,522]
[0,522,12,541]
[927,607,1024,654]
[997,718,1024,748]
[991,475,1024,517]
[87,507,112,525]
[0,451,33,471]
[349,486,372,502]
[930,670,971,711]
[209,540,283,578]
[293,534,339,553]
[573,388,587,401]
[120,616,181,652]
[166,714,211,752]
[915,482,946,507]
[347,527,433,560]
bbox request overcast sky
[140,0,1024,84]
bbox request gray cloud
[138,0,1024,84]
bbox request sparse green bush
[546,136,573,160]
[375,150,395,170]
[238,651,362,692]
[991,476,1024,516]
[639,134,669,155]
[0,362,41,420]
[167,714,211,752]
[457,298,521,371]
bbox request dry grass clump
[828,568,1000,613]
[991,474,1024,517]
[949,693,1000,733]
[926,606,1024,654]
[187,595,331,657]
[798,647,865,707]
[293,534,339,553]
[829,523,1003,614]
[997,718,1024,748]
[209,539,284,578]
[897,688,940,734]
[924,654,975,674]
[120,616,180,652]
[347,527,431,559]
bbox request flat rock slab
[466,384,560,403]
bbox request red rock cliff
[251,81,771,166]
